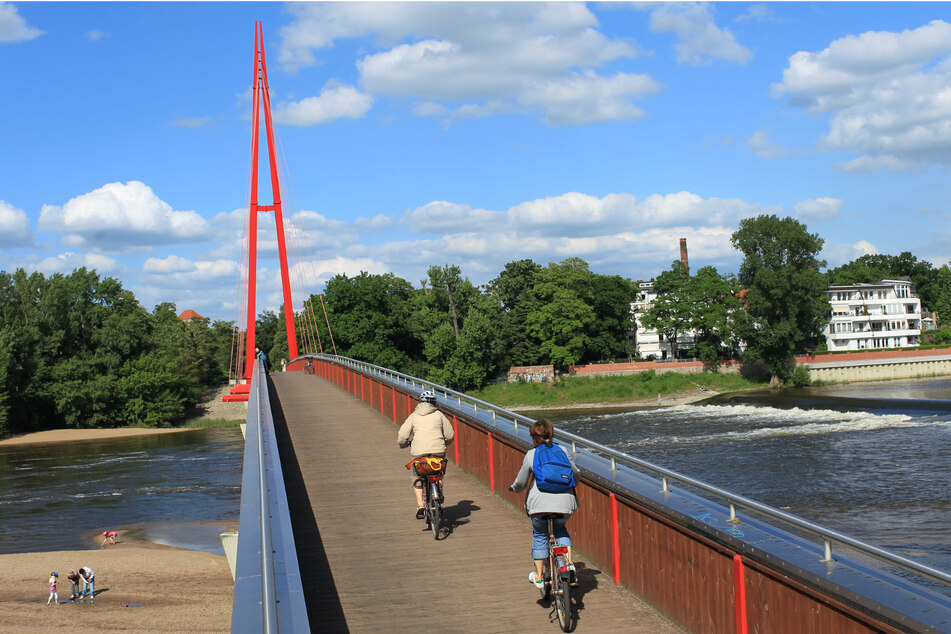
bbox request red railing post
[610,492,620,584]
[361,375,365,401]
[733,554,748,634]
[488,432,495,492]
[379,383,384,415]
[452,415,459,465]
[391,386,397,423]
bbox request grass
[468,371,766,409]
[179,418,244,430]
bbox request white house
[823,278,922,351]
[632,279,696,360]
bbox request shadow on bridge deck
[269,372,682,633]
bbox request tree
[312,272,423,373]
[732,215,829,384]
[485,259,543,367]
[930,264,951,326]
[584,274,636,362]
[524,258,596,368]
[427,265,463,339]
[642,260,694,360]
[690,267,741,363]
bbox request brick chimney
[679,238,689,272]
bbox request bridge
[220,24,951,633]
[228,355,951,633]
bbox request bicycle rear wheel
[552,567,571,631]
[428,479,441,539]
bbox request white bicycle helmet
[420,389,437,404]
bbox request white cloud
[822,240,879,268]
[279,3,652,125]
[403,201,505,234]
[834,155,921,173]
[645,2,752,66]
[748,130,788,160]
[0,200,32,246]
[38,181,212,251]
[33,252,121,276]
[86,29,111,41]
[773,20,951,167]
[0,2,43,43]
[794,197,843,221]
[274,82,373,126]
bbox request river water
[539,377,951,579]
[0,428,243,555]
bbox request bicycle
[418,471,444,539]
[538,513,573,632]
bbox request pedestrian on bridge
[398,389,454,519]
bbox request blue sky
[2,2,950,322]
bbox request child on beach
[46,572,58,606]
[67,569,80,599]
[100,530,117,546]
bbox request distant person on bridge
[398,389,454,519]
[255,347,270,374]
[509,419,580,590]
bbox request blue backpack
[532,442,576,493]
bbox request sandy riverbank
[0,428,198,447]
[0,530,232,633]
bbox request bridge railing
[293,353,951,633]
[231,358,309,633]
[311,354,951,587]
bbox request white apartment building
[824,279,922,351]
[632,279,696,360]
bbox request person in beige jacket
[398,389,454,518]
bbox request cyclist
[509,418,580,591]
[398,389,454,519]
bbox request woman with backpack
[509,418,580,591]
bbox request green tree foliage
[732,215,830,383]
[691,267,741,363]
[585,275,636,362]
[485,259,543,367]
[641,260,694,360]
[0,268,234,434]
[524,258,596,368]
[312,272,423,373]
[932,265,951,327]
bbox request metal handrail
[309,353,951,588]
[232,359,309,633]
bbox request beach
[0,531,232,633]
[506,387,719,412]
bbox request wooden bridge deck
[269,372,682,633]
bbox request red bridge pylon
[227,22,299,402]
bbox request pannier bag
[406,456,447,475]
[532,442,576,492]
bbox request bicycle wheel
[428,479,441,539]
[553,567,571,632]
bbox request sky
[2,2,950,322]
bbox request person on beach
[100,530,117,547]
[398,389,454,519]
[66,569,81,599]
[46,572,58,605]
[79,566,95,598]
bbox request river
[0,428,243,555]
[534,376,951,580]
